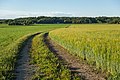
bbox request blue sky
[0,0,120,19]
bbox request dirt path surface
[44,33,106,80]
[15,33,40,80]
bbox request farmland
[0,24,68,79]
[0,0,120,79]
[0,24,120,80]
[0,24,67,51]
[50,24,120,80]
[30,33,72,79]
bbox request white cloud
[0,10,73,19]
[48,12,73,17]
[0,10,40,19]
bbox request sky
[0,0,120,19]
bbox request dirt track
[44,33,106,80]
[14,33,40,80]
[14,32,106,80]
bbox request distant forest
[0,16,120,25]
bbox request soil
[44,33,106,80]
[14,32,106,80]
[14,33,40,80]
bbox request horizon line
[1,16,120,20]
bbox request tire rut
[14,33,40,80]
[44,33,106,80]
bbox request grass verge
[0,32,40,80]
[30,33,80,80]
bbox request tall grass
[30,33,72,79]
[49,24,120,80]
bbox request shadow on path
[14,33,40,80]
[43,33,106,80]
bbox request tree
[0,16,120,25]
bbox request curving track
[44,33,106,80]
[15,33,40,80]
[14,32,106,80]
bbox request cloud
[48,12,73,17]
[0,10,73,19]
[0,10,39,19]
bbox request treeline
[0,16,120,25]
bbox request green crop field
[1,24,120,80]
[0,24,67,51]
[0,24,68,79]
[50,24,120,80]
[1,0,120,80]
